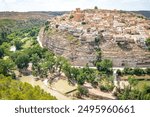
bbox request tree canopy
[0,76,56,100]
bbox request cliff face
[39,9,150,67]
[39,27,97,66]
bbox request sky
[0,0,150,11]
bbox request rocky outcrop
[39,27,98,66]
[39,8,150,67]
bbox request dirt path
[37,36,43,48]
[84,83,116,99]
[88,88,116,99]
[19,75,72,100]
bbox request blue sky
[0,0,150,11]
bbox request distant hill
[133,11,150,19]
[0,11,67,32]
[0,11,67,21]
[0,10,149,20]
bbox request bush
[99,85,108,91]
[145,38,150,51]
[128,76,138,87]
[116,69,123,76]
[123,67,134,75]
[77,85,89,96]
[81,22,87,25]
[100,84,114,92]
[123,68,149,76]
[99,78,114,92]
[45,21,50,26]
[96,59,112,74]
[94,6,98,10]
[69,15,74,19]
[146,68,150,75]
[133,68,145,76]
[117,85,150,100]
[44,25,49,31]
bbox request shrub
[69,15,74,19]
[99,84,114,92]
[94,6,98,10]
[116,69,123,76]
[99,78,114,92]
[145,38,150,51]
[123,67,134,75]
[81,22,86,25]
[133,68,145,76]
[77,85,89,96]
[146,68,150,75]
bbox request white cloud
[1,0,16,3]
[6,0,16,3]
[0,0,149,11]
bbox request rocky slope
[39,8,150,67]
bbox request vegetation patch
[145,37,150,51]
[99,77,114,92]
[66,34,75,41]
[0,76,56,100]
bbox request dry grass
[51,79,77,94]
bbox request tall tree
[15,53,30,71]
[96,59,112,74]
[0,58,15,76]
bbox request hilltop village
[40,8,150,67]
[0,8,150,100]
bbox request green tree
[128,76,138,87]
[96,59,112,74]
[0,58,15,76]
[31,53,40,66]
[117,85,150,100]
[94,6,98,10]
[116,69,122,76]
[0,42,11,56]
[133,68,145,76]
[0,77,56,100]
[55,56,68,73]
[77,71,86,85]
[145,38,150,51]
[77,85,89,96]
[146,68,150,75]
[44,51,55,72]
[13,39,22,50]
[123,67,134,75]
[0,47,4,58]
[15,53,30,70]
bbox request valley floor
[18,75,72,100]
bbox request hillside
[0,11,67,45]
[0,15,60,100]
[134,11,150,19]
[39,8,150,67]
[0,11,67,20]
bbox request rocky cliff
[39,8,150,67]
